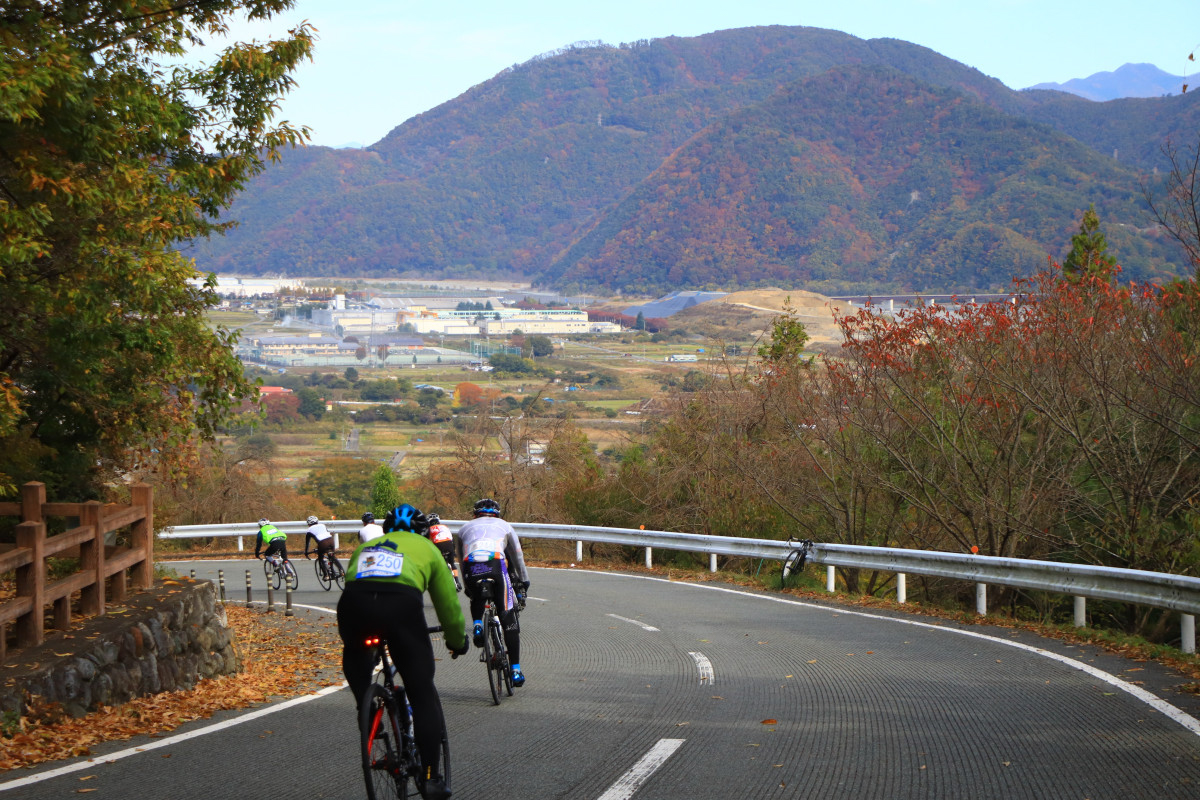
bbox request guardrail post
[976,583,987,615]
[20,481,45,525]
[237,535,244,552]
[1183,615,1196,654]
[218,569,226,603]
[245,569,252,606]
[645,547,652,569]
[15,520,45,647]
[334,533,340,550]
[1074,596,1086,627]
[897,573,907,604]
[285,584,294,617]
[79,501,105,616]
[576,540,582,562]
[826,565,835,593]
[709,553,717,573]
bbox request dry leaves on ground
[0,606,343,772]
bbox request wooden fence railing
[0,481,154,661]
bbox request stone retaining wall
[0,580,240,717]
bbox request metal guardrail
[159,520,1200,653]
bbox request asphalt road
[5,561,1200,799]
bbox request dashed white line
[568,569,1200,739]
[688,651,715,684]
[607,613,659,631]
[596,738,686,800]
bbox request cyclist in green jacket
[338,503,468,800]
[254,518,288,562]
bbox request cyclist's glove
[449,640,469,659]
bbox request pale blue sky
[215,0,1199,147]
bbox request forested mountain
[192,26,1200,293]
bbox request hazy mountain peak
[1026,62,1195,101]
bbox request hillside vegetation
[193,25,1200,292]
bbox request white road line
[607,613,659,631]
[0,682,347,792]
[688,651,715,685]
[558,569,1200,739]
[596,738,686,800]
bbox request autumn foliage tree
[0,1,314,497]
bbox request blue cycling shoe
[472,621,483,648]
[511,665,525,687]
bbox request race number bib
[355,548,405,579]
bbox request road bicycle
[310,549,346,591]
[262,552,299,591]
[476,574,525,705]
[781,537,815,588]
[360,628,450,800]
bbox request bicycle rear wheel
[283,560,299,590]
[315,557,331,590]
[333,560,346,591]
[490,614,513,697]
[360,684,414,800]
[482,606,502,705]
[267,560,283,591]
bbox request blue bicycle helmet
[384,503,424,533]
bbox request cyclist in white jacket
[454,498,530,686]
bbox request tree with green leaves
[1062,204,1118,280]
[757,302,810,366]
[370,462,402,518]
[0,1,314,497]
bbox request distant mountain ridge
[1027,63,1195,101]
[193,27,1199,293]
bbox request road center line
[596,738,686,800]
[607,613,659,631]
[688,651,715,684]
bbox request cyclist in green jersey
[254,518,288,562]
[338,503,468,800]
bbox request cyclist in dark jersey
[338,503,467,800]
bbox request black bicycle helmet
[362,511,375,525]
[426,513,441,526]
[473,498,501,517]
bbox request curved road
[6,562,1200,799]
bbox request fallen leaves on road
[0,606,342,772]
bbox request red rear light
[364,636,380,647]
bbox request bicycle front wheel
[262,558,274,584]
[360,684,412,800]
[315,557,331,591]
[482,607,502,706]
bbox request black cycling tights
[337,586,446,777]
